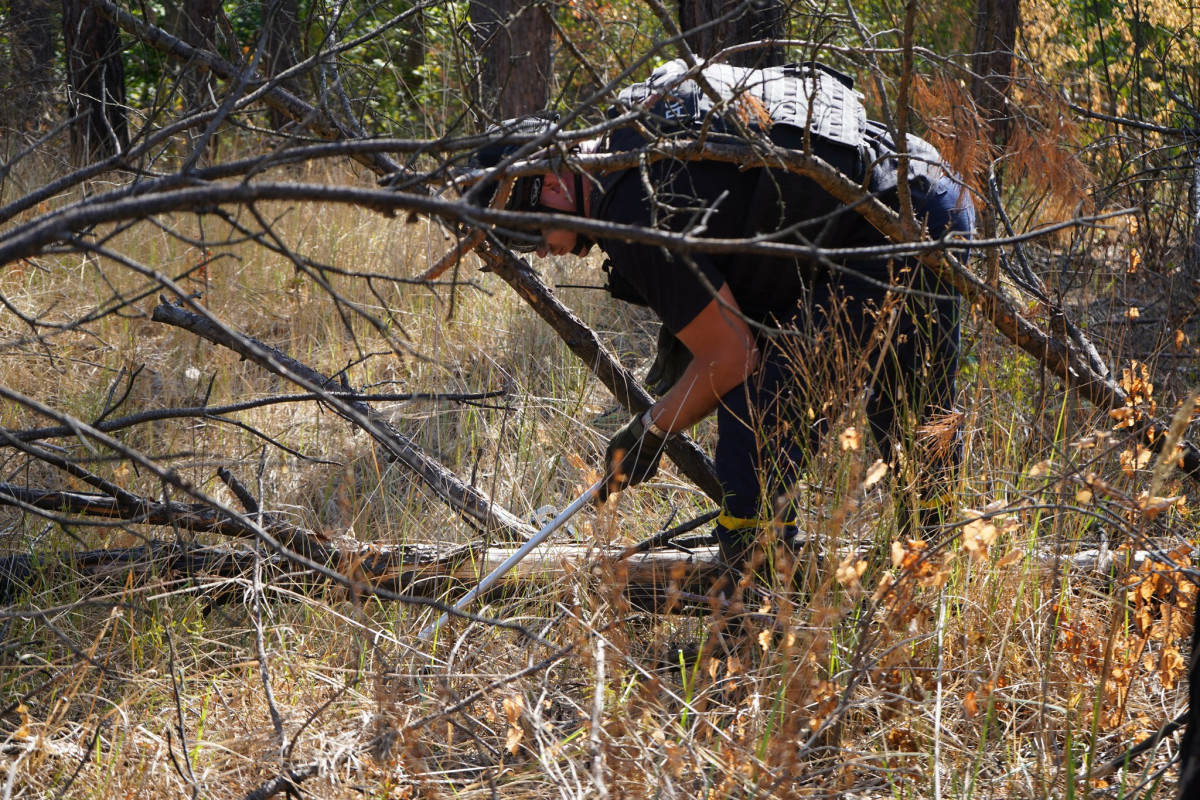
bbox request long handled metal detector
[418,478,604,642]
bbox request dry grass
[2,158,1197,799]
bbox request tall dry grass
[1,158,1196,799]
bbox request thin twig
[240,764,321,800]
[1092,710,1187,779]
[252,544,286,746]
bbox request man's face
[534,172,589,258]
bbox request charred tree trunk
[970,0,1020,150]
[63,0,128,163]
[1190,134,1200,277]
[262,0,303,131]
[677,0,785,68]
[7,0,58,130]
[167,0,222,110]
[397,7,427,114]
[1181,607,1200,797]
[167,0,223,158]
[470,0,551,120]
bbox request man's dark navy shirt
[591,141,865,334]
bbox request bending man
[475,61,975,567]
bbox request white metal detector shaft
[418,478,604,642]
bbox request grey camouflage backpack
[606,59,868,151]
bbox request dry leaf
[839,427,861,452]
[758,629,773,653]
[503,695,523,723]
[1120,446,1156,476]
[836,556,868,591]
[502,695,524,755]
[1109,407,1135,423]
[863,459,888,488]
[996,549,1024,568]
[1160,646,1186,689]
[504,726,524,755]
[872,572,896,603]
[923,566,953,589]
[1140,494,1182,520]
[13,702,30,740]
[962,690,979,718]
[1028,459,1053,478]
[962,517,1000,563]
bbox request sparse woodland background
[2,0,1200,797]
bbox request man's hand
[599,413,665,502]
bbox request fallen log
[0,537,726,614]
[0,481,727,610]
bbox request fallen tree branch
[0,482,330,559]
[618,509,721,558]
[0,389,506,446]
[241,764,321,800]
[479,247,723,500]
[4,491,1154,613]
[150,300,537,544]
[0,485,731,608]
[1091,709,1187,780]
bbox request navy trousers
[714,171,975,543]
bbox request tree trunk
[397,7,426,114]
[171,0,222,109]
[7,0,58,130]
[262,0,303,130]
[470,0,551,121]
[1190,140,1200,276]
[1180,608,1200,798]
[677,0,785,68]
[970,0,1020,149]
[63,0,128,164]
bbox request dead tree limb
[150,301,537,543]
[0,482,331,559]
[0,536,724,613]
[241,765,322,800]
[0,391,505,447]
[478,247,723,500]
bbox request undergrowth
[1,159,1198,799]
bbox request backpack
[605,59,868,152]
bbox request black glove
[599,413,666,502]
[644,323,693,397]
